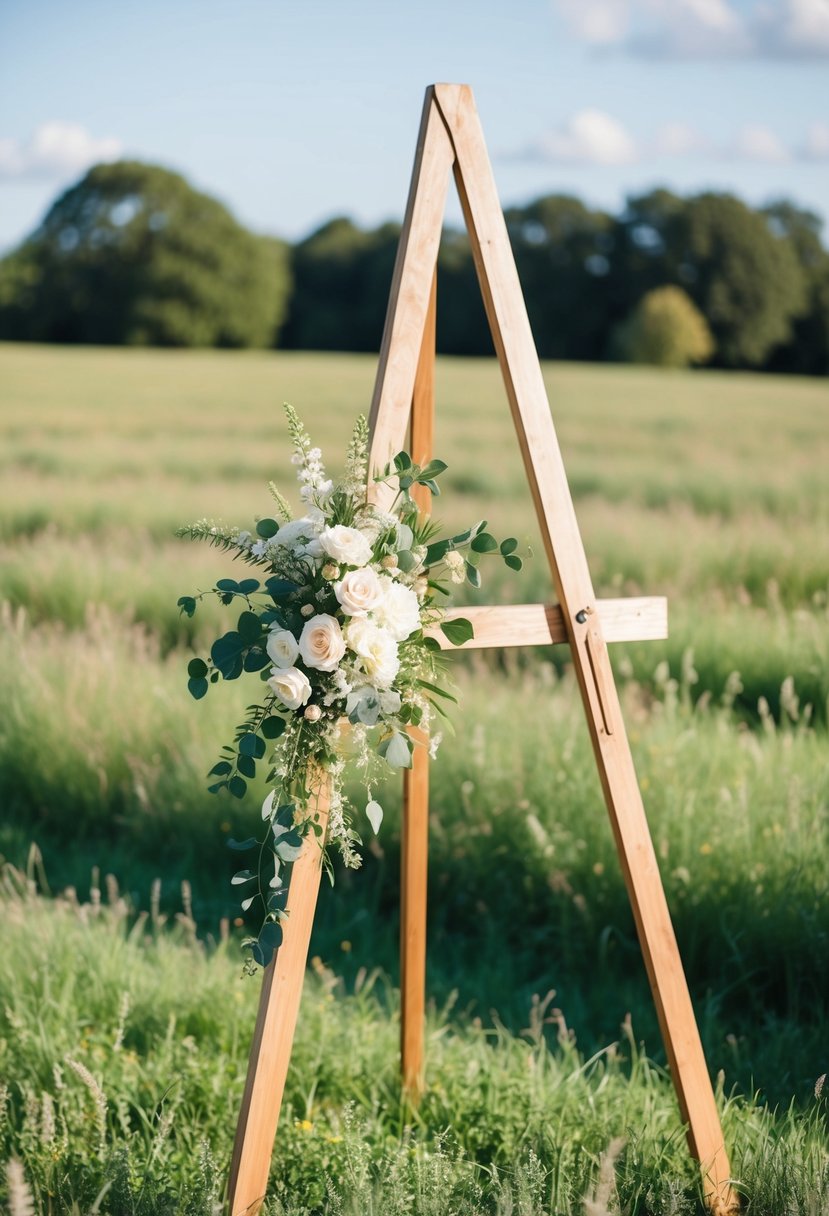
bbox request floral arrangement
[177,406,522,971]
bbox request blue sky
[1,0,828,252]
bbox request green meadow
[1,343,828,1213]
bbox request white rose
[320,524,373,567]
[298,613,346,672]
[373,578,421,642]
[345,618,400,689]
[266,629,300,668]
[335,567,384,616]
[267,666,311,711]
[444,550,465,584]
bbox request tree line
[0,160,827,373]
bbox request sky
[1,0,828,253]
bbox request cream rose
[319,524,373,567]
[345,618,400,688]
[373,578,421,642]
[334,566,384,617]
[267,666,311,711]
[266,629,300,668]
[298,613,346,672]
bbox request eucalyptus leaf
[255,518,279,538]
[228,837,258,851]
[470,532,498,553]
[187,657,208,678]
[504,554,523,571]
[366,800,384,834]
[231,869,255,885]
[187,676,208,700]
[379,732,413,770]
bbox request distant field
[1,344,828,1212]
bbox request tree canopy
[1,161,826,374]
[0,162,291,347]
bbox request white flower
[267,666,311,711]
[444,549,465,584]
[345,618,400,688]
[304,704,322,722]
[299,613,346,672]
[270,517,323,555]
[320,525,373,567]
[335,567,384,616]
[373,578,421,641]
[266,629,299,668]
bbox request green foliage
[615,285,715,368]
[0,161,292,347]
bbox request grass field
[0,343,828,1213]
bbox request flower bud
[321,562,340,581]
[304,704,322,722]
[381,554,398,570]
[300,602,315,617]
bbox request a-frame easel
[227,84,736,1216]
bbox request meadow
[0,343,828,1213]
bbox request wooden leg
[227,777,331,1216]
[400,729,429,1098]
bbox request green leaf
[211,631,245,680]
[216,578,239,593]
[424,539,450,566]
[379,732,413,770]
[188,657,208,678]
[418,679,458,703]
[239,733,266,759]
[177,596,196,618]
[470,532,498,553]
[422,635,442,653]
[237,754,256,779]
[252,920,283,967]
[256,518,279,538]
[265,577,298,601]
[423,479,440,496]
[399,474,413,491]
[208,761,232,776]
[396,550,418,573]
[187,676,208,700]
[504,554,523,571]
[243,649,270,673]
[237,611,262,644]
[237,578,260,595]
[418,459,448,481]
[366,800,383,834]
[261,716,286,740]
[440,617,474,646]
[500,537,518,556]
[394,451,412,471]
[228,776,247,799]
[466,562,481,589]
[231,869,255,885]
[275,830,305,863]
[228,837,258,851]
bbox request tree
[0,161,291,347]
[505,195,614,360]
[762,201,829,376]
[614,286,714,368]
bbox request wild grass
[1,870,828,1215]
[1,344,827,1210]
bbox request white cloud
[801,120,829,159]
[553,0,829,58]
[528,109,638,165]
[731,124,791,162]
[513,112,821,165]
[0,121,122,182]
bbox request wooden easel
[227,84,735,1216]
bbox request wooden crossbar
[432,597,667,650]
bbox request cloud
[553,0,829,59]
[0,122,122,182]
[518,110,638,166]
[512,111,826,166]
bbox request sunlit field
[1,343,828,1213]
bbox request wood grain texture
[401,727,430,1098]
[429,597,668,650]
[368,89,453,511]
[431,83,734,1213]
[227,778,331,1216]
